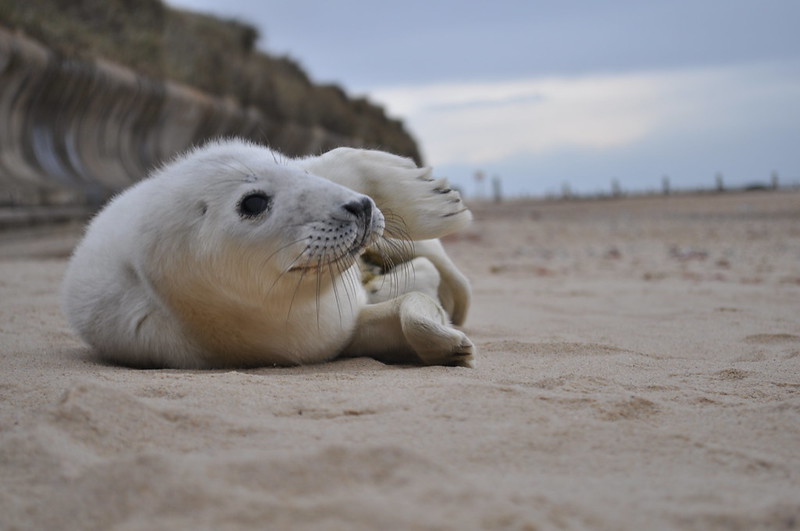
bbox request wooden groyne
[0,28,358,215]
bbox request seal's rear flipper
[343,292,475,368]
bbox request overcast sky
[167,0,800,196]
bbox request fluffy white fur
[62,139,474,369]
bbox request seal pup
[62,139,474,369]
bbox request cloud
[371,74,663,165]
[370,62,800,172]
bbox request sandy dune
[1,191,799,530]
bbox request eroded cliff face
[0,29,255,206]
[0,1,421,209]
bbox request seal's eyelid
[237,191,273,218]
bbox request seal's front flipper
[342,292,475,368]
[295,148,471,241]
[363,239,471,327]
[364,256,441,304]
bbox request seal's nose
[342,196,373,221]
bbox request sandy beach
[1,190,799,530]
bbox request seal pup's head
[128,139,384,363]
[141,139,383,282]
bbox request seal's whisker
[285,262,310,324]
[378,231,417,300]
[269,236,311,263]
[388,248,416,297]
[273,149,290,166]
[344,259,362,314]
[329,260,345,328]
[380,209,413,241]
[227,156,259,177]
[314,249,326,330]
[264,238,312,296]
[211,159,253,179]
[384,238,414,263]
[328,250,354,316]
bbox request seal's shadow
[66,346,413,374]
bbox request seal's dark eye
[238,192,272,218]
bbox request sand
[1,191,799,530]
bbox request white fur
[62,139,474,368]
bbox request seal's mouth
[288,225,377,273]
[288,251,358,273]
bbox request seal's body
[63,140,474,368]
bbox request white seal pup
[62,139,474,369]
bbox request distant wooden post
[662,175,670,195]
[474,170,486,199]
[715,172,725,193]
[611,178,622,197]
[561,182,572,200]
[771,171,779,190]
[491,175,502,203]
